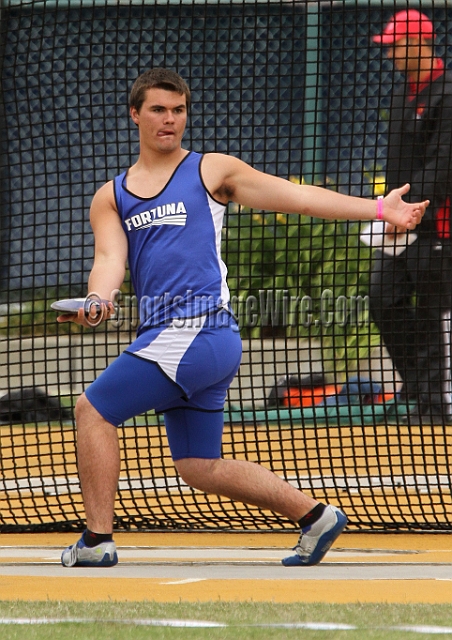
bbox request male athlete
[59,68,426,568]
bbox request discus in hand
[51,293,112,327]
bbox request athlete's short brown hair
[129,68,191,112]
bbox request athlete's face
[130,88,188,153]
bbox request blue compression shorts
[85,314,242,460]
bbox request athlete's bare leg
[75,394,316,532]
[74,393,120,533]
[175,457,317,522]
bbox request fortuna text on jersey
[124,202,187,231]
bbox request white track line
[0,619,452,633]
[1,473,450,496]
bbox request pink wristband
[376,195,384,220]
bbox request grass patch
[0,601,452,639]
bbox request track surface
[0,532,451,603]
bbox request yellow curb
[1,532,451,551]
[0,576,451,604]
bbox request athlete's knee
[75,393,109,430]
[75,393,89,424]
[175,457,220,491]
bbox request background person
[57,68,425,568]
[370,9,452,425]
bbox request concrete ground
[0,532,451,603]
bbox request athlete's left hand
[382,183,428,231]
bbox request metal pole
[302,1,324,185]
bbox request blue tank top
[114,152,230,334]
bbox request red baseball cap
[373,9,435,44]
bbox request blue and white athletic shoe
[282,504,347,567]
[61,535,118,567]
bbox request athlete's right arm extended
[204,154,426,232]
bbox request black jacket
[386,68,452,239]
